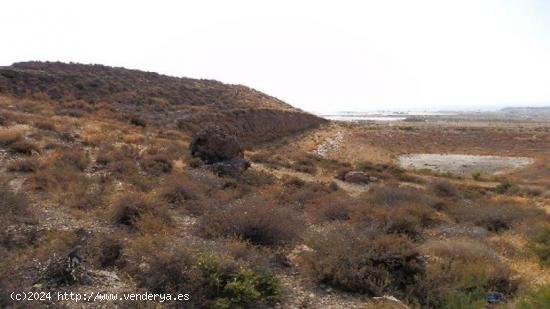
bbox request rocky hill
[0,61,325,144]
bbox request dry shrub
[7,157,39,173]
[279,177,335,206]
[352,203,439,239]
[0,186,33,223]
[29,160,86,194]
[293,164,317,174]
[198,197,303,246]
[291,154,318,174]
[96,144,140,166]
[8,139,40,155]
[124,236,280,307]
[447,200,544,232]
[34,119,57,131]
[90,232,126,269]
[128,114,147,127]
[121,133,144,144]
[111,192,171,229]
[237,169,275,187]
[124,235,195,294]
[283,176,305,187]
[301,224,424,297]
[67,182,106,210]
[305,193,358,222]
[249,152,290,169]
[106,160,139,179]
[0,111,14,126]
[141,153,173,176]
[368,185,433,208]
[0,127,23,145]
[98,146,148,189]
[56,148,90,171]
[224,238,271,267]
[418,239,518,307]
[81,131,105,146]
[431,180,458,197]
[0,187,36,249]
[356,161,405,179]
[158,174,203,206]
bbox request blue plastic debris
[487,292,503,304]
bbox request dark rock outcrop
[190,125,251,177]
[190,125,244,164]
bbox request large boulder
[190,125,244,164]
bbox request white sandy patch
[397,153,533,175]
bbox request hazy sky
[2,0,550,112]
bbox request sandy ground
[397,153,534,176]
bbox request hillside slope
[0,61,325,143]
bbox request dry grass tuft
[110,192,171,229]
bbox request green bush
[514,284,550,309]
[494,180,514,194]
[198,254,281,308]
[530,227,550,267]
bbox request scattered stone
[313,131,344,157]
[208,157,250,177]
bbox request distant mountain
[500,106,550,115]
[0,61,325,144]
